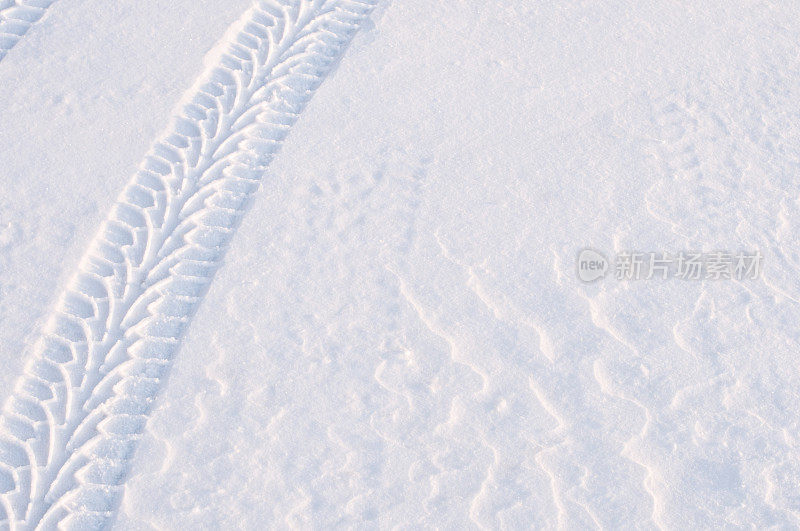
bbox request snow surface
[2,0,800,529]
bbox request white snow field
[1,0,800,529]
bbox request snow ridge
[0,0,377,528]
[0,0,55,62]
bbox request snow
[2,0,800,528]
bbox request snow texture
[1,0,800,529]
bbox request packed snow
[1,0,800,528]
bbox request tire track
[0,0,55,63]
[0,0,377,528]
